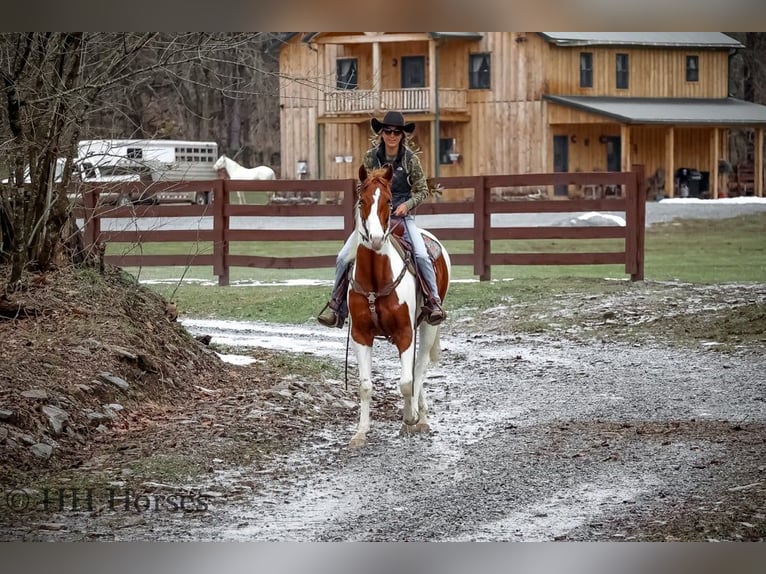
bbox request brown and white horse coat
[347,165,451,448]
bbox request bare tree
[0,32,279,288]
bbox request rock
[85,411,113,426]
[41,405,69,435]
[97,372,129,391]
[0,408,15,423]
[104,345,137,361]
[19,433,36,445]
[195,334,212,345]
[30,443,53,459]
[0,427,8,442]
[294,391,313,403]
[38,523,66,531]
[21,389,48,400]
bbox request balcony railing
[324,88,467,115]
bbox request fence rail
[75,168,646,285]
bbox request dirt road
[5,278,762,541]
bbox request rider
[317,110,446,329]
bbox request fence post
[473,176,491,280]
[213,179,229,286]
[343,178,356,236]
[82,185,99,249]
[632,164,646,281]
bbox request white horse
[214,154,276,203]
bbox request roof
[544,95,766,126]
[538,32,743,49]
[268,32,483,50]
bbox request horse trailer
[73,139,219,205]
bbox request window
[686,55,699,82]
[439,138,458,165]
[175,145,217,162]
[126,148,142,159]
[336,58,358,90]
[616,53,629,89]
[579,52,593,88]
[469,53,491,89]
[401,56,426,88]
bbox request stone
[41,405,69,435]
[30,443,53,459]
[21,389,48,400]
[97,372,129,391]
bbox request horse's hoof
[414,423,431,434]
[348,434,367,449]
[399,424,416,437]
[403,413,419,427]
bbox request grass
[124,212,766,322]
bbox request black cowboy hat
[371,111,416,135]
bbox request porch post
[711,128,720,199]
[756,128,764,197]
[372,42,381,111]
[666,127,675,198]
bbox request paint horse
[347,165,451,448]
[214,154,276,204]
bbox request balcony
[323,88,467,116]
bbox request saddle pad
[422,233,442,261]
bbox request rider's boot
[317,275,350,328]
[415,255,445,325]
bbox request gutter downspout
[433,40,440,179]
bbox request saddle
[389,217,442,304]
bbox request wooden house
[273,32,766,200]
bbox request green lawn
[124,212,765,322]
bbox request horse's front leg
[349,343,373,449]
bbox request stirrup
[424,301,446,326]
[317,302,344,328]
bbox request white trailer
[76,139,219,204]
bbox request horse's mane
[361,167,393,193]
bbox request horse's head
[214,155,227,172]
[357,165,394,252]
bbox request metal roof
[539,32,743,49]
[544,95,766,126]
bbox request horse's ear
[359,165,367,183]
[383,164,393,181]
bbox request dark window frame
[469,53,491,89]
[336,58,358,90]
[686,55,699,82]
[401,55,426,88]
[616,53,629,90]
[579,52,593,88]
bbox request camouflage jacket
[362,143,431,212]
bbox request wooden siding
[279,33,761,202]
[544,44,730,98]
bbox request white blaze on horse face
[365,187,386,251]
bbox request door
[401,56,426,88]
[553,135,569,197]
[605,136,621,172]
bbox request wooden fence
[75,167,646,285]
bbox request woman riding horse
[317,111,445,328]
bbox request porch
[323,88,468,116]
